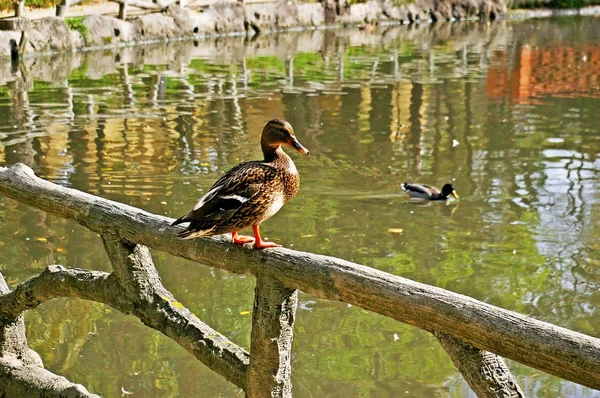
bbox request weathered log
[435,331,525,398]
[100,234,250,389]
[0,271,99,397]
[0,251,250,390]
[247,274,297,397]
[0,163,599,390]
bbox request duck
[171,119,309,249]
[401,182,458,201]
[358,20,377,32]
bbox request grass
[65,16,88,36]
[0,0,100,13]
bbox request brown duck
[171,119,309,249]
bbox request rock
[335,0,383,25]
[83,15,135,46]
[297,3,325,26]
[133,13,182,40]
[246,0,300,33]
[384,4,410,21]
[406,1,431,23]
[25,17,74,54]
[209,0,246,34]
[70,30,86,49]
[188,0,246,35]
[0,31,23,57]
[167,5,197,35]
[0,17,31,31]
[322,0,350,23]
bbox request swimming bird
[401,183,458,201]
[171,119,309,249]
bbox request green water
[0,17,599,397]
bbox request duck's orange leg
[252,225,281,249]
[232,231,254,245]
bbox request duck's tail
[176,228,199,240]
[171,215,187,226]
[174,224,215,240]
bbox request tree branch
[0,358,99,398]
[100,233,249,390]
[0,271,99,398]
[0,254,250,391]
[435,331,525,398]
[0,265,117,320]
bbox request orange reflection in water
[486,43,600,102]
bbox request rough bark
[1,164,600,390]
[247,274,297,397]
[0,240,250,390]
[435,331,525,398]
[100,234,250,389]
[0,271,99,397]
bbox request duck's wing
[401,183,440,198]
[172,162,277,225]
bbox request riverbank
[0,0,598,60]
[0,0,506,59]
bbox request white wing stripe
[221,195,248,203]
[193,186,221,211]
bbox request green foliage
[511,0,600,8]
[65,16,88,37]
[0,0,102,11]
[546,0,600,7]
[0,0,58,11]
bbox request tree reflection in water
[0,17,598,398]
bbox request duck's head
[441,184,459,199]
[261,119,309,156]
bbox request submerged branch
[0,163,599,389]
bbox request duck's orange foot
[251,225,281,249]
[232,231,254,245]
[253,241,281,250]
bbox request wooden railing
[0,163,599,397]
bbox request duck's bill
[290,138,309,155]
[452,191,459,199]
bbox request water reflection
[0,16,599,398]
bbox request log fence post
[247,274,298,397]
[118,0,128,20]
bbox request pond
[0,16,599,398]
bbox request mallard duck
[171,119,309,249]
[401,182,458,201]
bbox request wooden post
[55,0,68,17]
[13,0,24,17]
[118,0,128,20]
[247,274,298,397]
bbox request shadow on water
[0,17,599,398]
